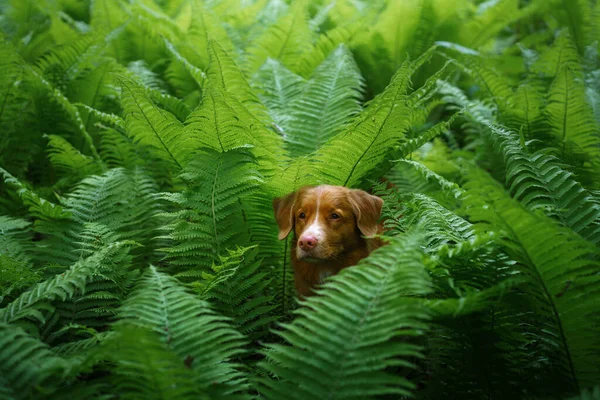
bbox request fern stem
[211,161,221,254]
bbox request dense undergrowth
[1,0,599,399]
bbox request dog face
[273,185,383,262]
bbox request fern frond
[118,75,200,170]
[531,30,582,79]
[46,134,102,177]
[252,58,305,136]
[198,246,277,341]
[245,11,312,74]
[184,84,282,168]
[104,325,206,400]
[258,231,432,399]
[486,124,600,244]
[307,57,416,186]
[0,168,71,220]
[0,322,69,398]
[34,32,101,89]
[464,166,600,389]
[158,148,262,270]
[164,38,205,91]
[295,21,362,78]
[552,0,592,54]
[285,45,364,157]
[116,265,247,395]
[544,65,600,185]
[0,241,130,325]
[0,216,33,266]
[206,39,271,124]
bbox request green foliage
[258,231,432,399]
[0,0,599,399]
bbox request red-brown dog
[273,185,384,298]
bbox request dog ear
[348,189,384,237]
[273,191,297,240]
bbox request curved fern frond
[464,166,600,389]
[206,39,271,123]
[46,134,102,178]
[0,241,130,325]
[544,65,600,185]
[531,30,582,79]
[116,265,247,396]
[307,57,416,186]
[252,58,305,136]
[159,148,262,270]
[164,38,206,91]
[34,32,101,89]
[258,231,432,399]
[197,246,277,341]
[295,21,362,78]
[486,124,600,244]
[104,325,206,400]
[0,322,69,398]
[118,75,200,170]
[184,84,282,167]
[285,45,364,157]
[0,168,71,220]
[245,11,312,74]
[0,216,33,266]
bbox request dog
[273,185,384,298]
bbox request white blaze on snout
[297,190,326,259]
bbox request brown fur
[273,185,384,298]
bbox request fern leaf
[487,124,600,244]
[464,166,600,389]
[206,39,271,123]
[545,66,600,184]
[245,11,312,74]
[0,242,130,325]
[0,322,69,398]
[295,21,362,78]
[0,168,71,220]
[308,58,416,186]
[158,148,262,270]
[198,246,277,341]
[258,231,432,399]
[105,325,206,400]
[252,58,305,136]
[532,30,582,79]
[119,75,200,169]
[116,265,247,395]
[285,45,364,157]
[46,134,101,177]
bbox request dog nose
[298,235,318,250]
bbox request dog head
[273,185,383,262]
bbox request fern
[195,246,278,341]
[464,166,600,389]
[245,11,312,74]
[0,241,131,327]
[119,75,200,170]
[2,0,600,397]
[284,44,364,157]
[486,123,600,244]
[258,231,432,399]
[0,322,69,399]
[252,58,305,136]
[116,265,247,396]
[159,148,262,270]
[545,65,600,184]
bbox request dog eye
[331,213,340,220]
[299,212,306,219]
